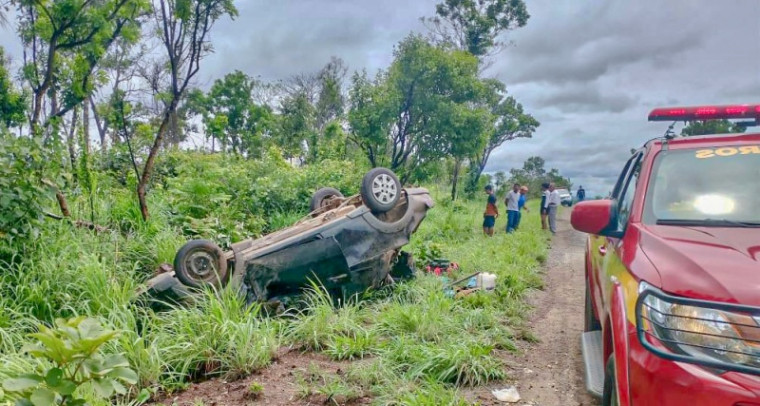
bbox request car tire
[174,240,229,289]
[602,357,620,406]
[584,278,602,332]
[309,187,344,213]
[361,168,401,213]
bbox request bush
[1,317,146,406]
[0,135,54,244]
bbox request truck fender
[610,280,631,406]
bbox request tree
[423,0,530,57]
[15,0,149,135]
[91,37,150,149]
[315,56,348,131]
[681,120,745,136]
[466,86,538,194]
[0,47,27,129]
[205,71,255,154]
[348,35,490,184]
[136,0,237,221]
[508,156,570,198]
[278,91,316,161]
[493,170,506,191]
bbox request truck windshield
[645,146,760,226]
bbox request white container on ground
[476,272,497,291]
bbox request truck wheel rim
[372,174,397,204]
[186,250,217,280]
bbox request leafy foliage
[1,317,144,406]
[0,135,54,243]
[0,47,26,129]
[508,156,572,198]
[424,0,530,57]
[681,119,746,136]
[348,35,490,181]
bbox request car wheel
[309,187,344,213]
[584,278,601,331]
[174,240,229,289]
[602,358,620,406]
[361,167,401,213]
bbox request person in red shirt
[483,184,499,236]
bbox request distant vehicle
[142,168,433,308]
[556,188,573,206]
[571,104,760,405]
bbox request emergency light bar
[648,104,760,122]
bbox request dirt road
[467,209,598,406]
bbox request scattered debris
[442,271,497,298]
[492,386,521,403]
[425,258,459,275]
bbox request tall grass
[0,158,549,404]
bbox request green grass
[0,174,549,405]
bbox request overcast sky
[3,0,760,197]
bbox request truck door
[596,152,643,314]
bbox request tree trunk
[42,179,71,217]
[466,153,489,194]
[451,159,461,201]
[83,100,90,155]
[137,105,174,221]
[67,107,79,177]
[90,96,108,149]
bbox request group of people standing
[483,182,561,236]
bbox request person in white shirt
[504,183,521,233]
[544,182,561,234]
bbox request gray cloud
[2,0,760,198]
[535,84,638,114]
[203,0,436,81]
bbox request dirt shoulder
[466,209,598,406]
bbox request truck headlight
[637,284,760,373]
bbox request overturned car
[143,168,434,306]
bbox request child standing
[483,185,498,236]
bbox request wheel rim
[371,174,397,204]
[184,249,218,282]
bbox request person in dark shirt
[483,185,498,236]
[540,182,550,230]
[577,186,586,202]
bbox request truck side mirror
[571,199,622,238]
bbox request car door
[592,152,643,317]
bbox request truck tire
[174,240,229,289]
[602,358,620,406]
[361,168,401,213]
[309,187,344,213]
[585,279,602,331]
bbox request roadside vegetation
[0,0,565,403]
[0,150,549,405]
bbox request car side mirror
[570,199,622,238]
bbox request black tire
[602,357,620,406]
[585,278,602,332]
[361,168,401,213]
[309,187,344,213]
[173,240,229,289]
